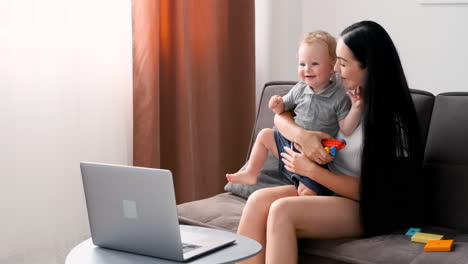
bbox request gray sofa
[177,81,468,264]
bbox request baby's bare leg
[297,182,317,196]
[226,128,278,184]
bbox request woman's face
[334,38,366,90]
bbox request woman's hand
[281,146,323,177]
[297,131,334,164]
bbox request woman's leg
[266,196,362,264]
[237,185,297,264]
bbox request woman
[237,20,424,264]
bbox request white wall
[255,0,302,103]
[0,1,133,263]
[255,0,468,104]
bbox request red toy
[321,139,346,156]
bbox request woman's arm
[281,146,360,200]
[274,112,333,163]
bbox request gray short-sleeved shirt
[282,74,351,137]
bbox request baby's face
[297,42,334,92]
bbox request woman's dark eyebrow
[337,56,348,62]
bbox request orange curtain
[132,0,255,203]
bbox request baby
[226,31,361,196]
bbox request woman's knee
[247,188,276,209]
[244,186,297,218]
[245,186,292,212]
[268,197,294,224]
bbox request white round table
[66,225,262,264]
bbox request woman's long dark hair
[341,21,424,236]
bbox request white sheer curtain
[0,1,133,263]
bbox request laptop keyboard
[182,242,201,253]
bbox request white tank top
[328,123,363,178]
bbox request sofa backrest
[423,92,468,232]
[409,89,435,149]
[247,81,296,159]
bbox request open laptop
[80,162,235,261]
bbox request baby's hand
[269,95,284,114]
[347,86,362,110]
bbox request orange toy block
[424,240,454,252]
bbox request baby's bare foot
[226,170,257,184]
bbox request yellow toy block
[424,240,454,252]
[411,232,444,243]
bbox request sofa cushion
[300,235,422,264]
[410,233,468,263]
[299,226,463,264]
[177,192,245,233]
[410,243,468,264]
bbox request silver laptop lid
[80,162,185,261]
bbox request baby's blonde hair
[300,30,337,62]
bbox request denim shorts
[274,129,335,196]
